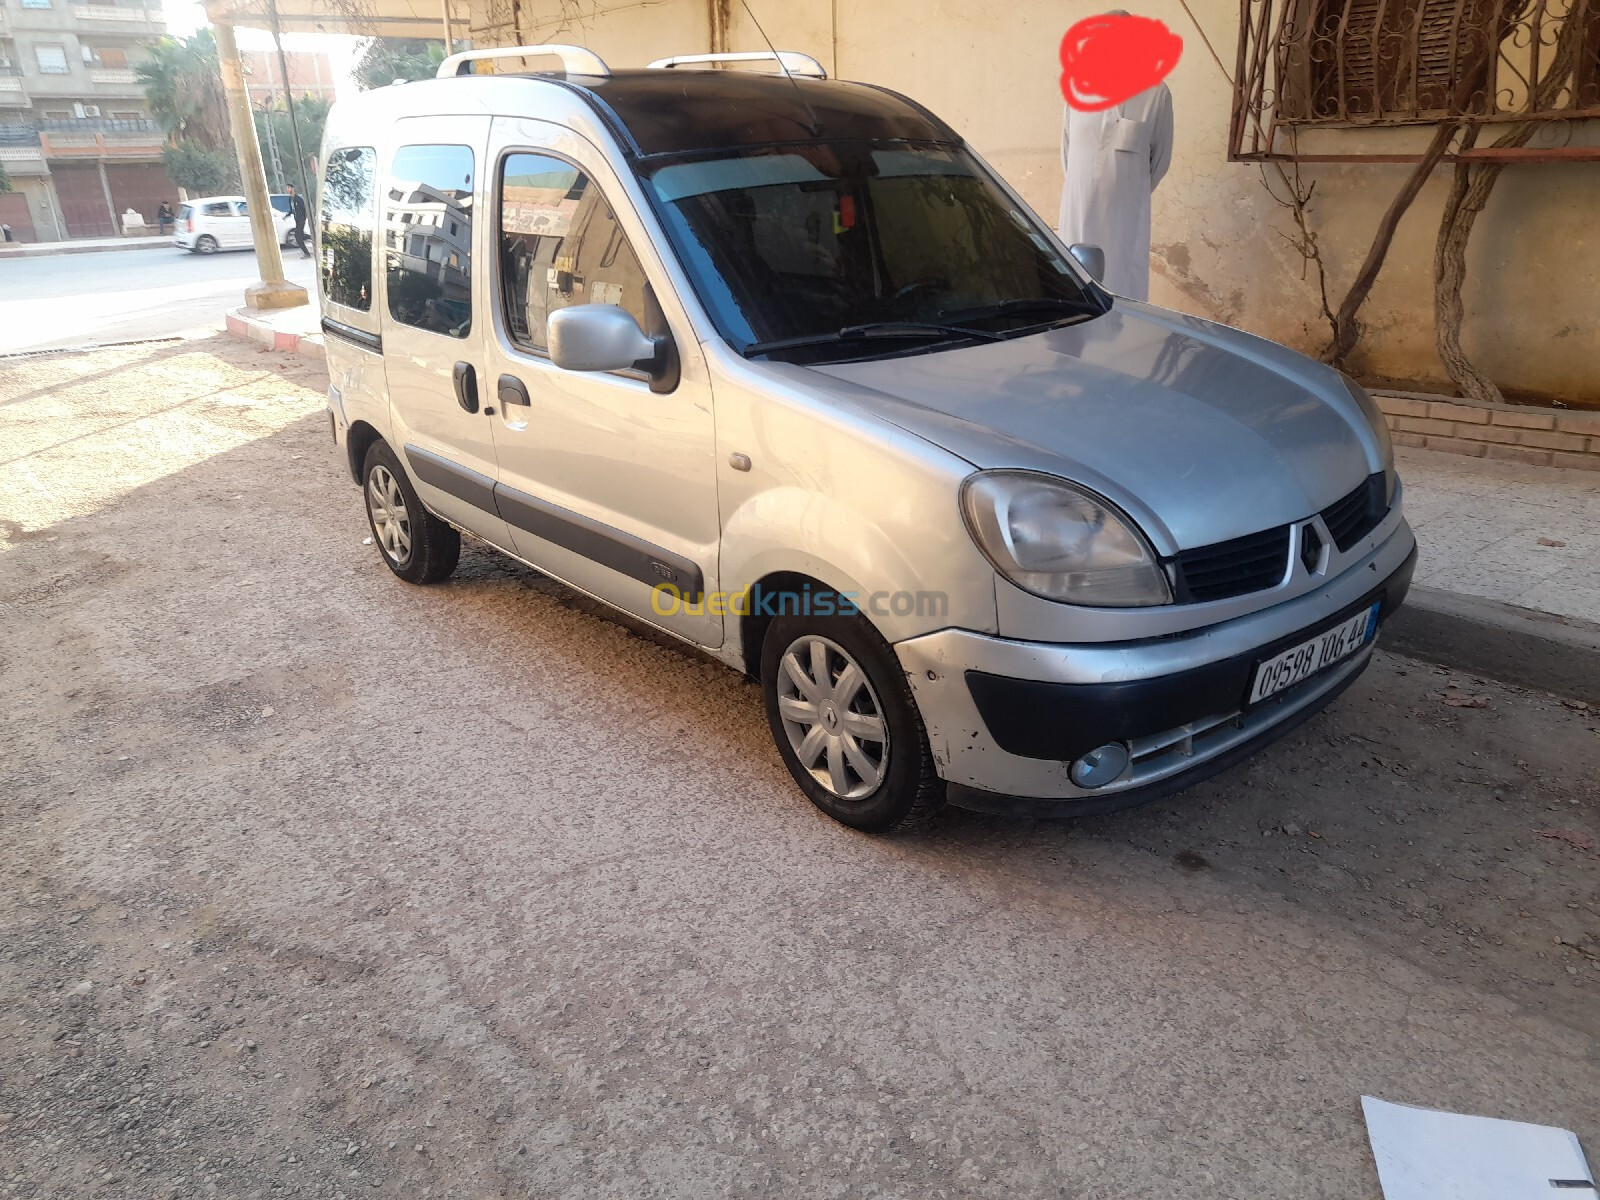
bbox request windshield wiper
[741,320,1005,359]
[939,297,1100,326]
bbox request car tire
[761,607,946,833]
[195,235,219,255]
[361,441,460,585]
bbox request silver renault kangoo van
[318,45,1414,831]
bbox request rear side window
[270,195,291,215]
[179,204,194,221]
[499,152,652,352]
[384,144,474,338]
[234,202,249,217]
[202,201,231,217]
[321,146,377,313]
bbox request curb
[224,308,325,361]
[0,238,172,259]
[1383,585,1600,704]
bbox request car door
[482,117,721,647]
[200,200,233,247]
[229,201,253,248]
[377,116,513,549]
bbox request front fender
[719,484,998,647]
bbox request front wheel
[761,610,945,833]
[362,441,459,584]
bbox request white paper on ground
[1362,1095,1595,1199]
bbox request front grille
[1171,525,1291,604]
[1320,472,1389,551]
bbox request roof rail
[646,51,827,79]
[436,44,611,79]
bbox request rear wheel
[761,610,945,833]
[195,234,218,255]
[362,441,459,585]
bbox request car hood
[806,302,1385,554]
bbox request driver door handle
[498,374,531,407]
[452,361,478,414]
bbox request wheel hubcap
[367,465,413,565]
[776,635,889,800]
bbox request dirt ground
[1,336,1597,1199]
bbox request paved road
[1,338,1596,1198]
[0,246,317,355]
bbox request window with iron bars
[1233,0,1600,156]
[1276,0,1507,122]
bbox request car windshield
[639,142,1106,364]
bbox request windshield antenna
[739,0,823,135]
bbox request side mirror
[1068,243,1106,284]
[548,304,672,387]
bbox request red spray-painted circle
[1059,13,1182,111]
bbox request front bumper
[896,520,1416,814]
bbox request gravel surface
[2,337,1597,1198]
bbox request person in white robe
[1057,81,1174,302]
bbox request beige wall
[471,0,1600,403]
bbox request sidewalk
[0,233,171,259]
[1398,443,1600,622]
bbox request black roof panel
[556,69,960,157]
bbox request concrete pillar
[215,20,307,310]
[96,159,116,235]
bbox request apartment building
[0,0,172,241]
[241,47,336,106]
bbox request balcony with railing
[37,116,157,133]
[88,67,139,85]
[0,124,44,171]
[71,4,164,25]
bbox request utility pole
[266,0,313,210]
[247,77,285,191]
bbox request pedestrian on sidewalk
[157,200,175,235]
[286,184,312,258]
[1057,11,1175,302]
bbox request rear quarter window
[383,143,474,338]
[321,147,377,313]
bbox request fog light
[1070,743,1130,789]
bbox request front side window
[499,152,653,352]
[384,143,473,338]
[320,145,376,313]
[640,143,1103,363]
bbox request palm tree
[137,31,230,151]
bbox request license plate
[1248,602,1380,705]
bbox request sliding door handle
[498,374,531,407]
[452,361,478,414]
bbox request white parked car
[174,194,297,254]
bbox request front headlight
[1342,375,1395,496]
[960,471,1172,607]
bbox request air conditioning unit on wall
[73,103,101,119]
